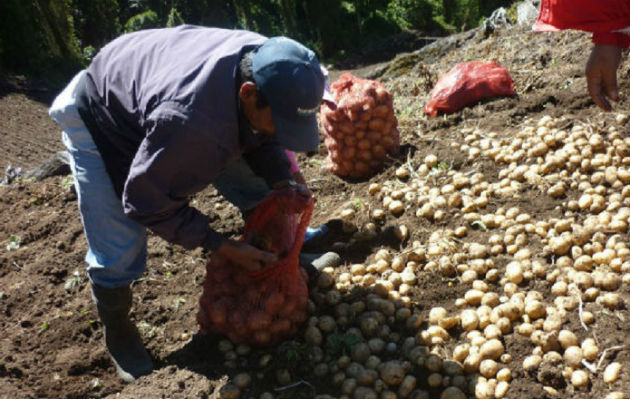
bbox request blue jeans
[49,70,271,288]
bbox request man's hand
[215,240,278,271]
[586,44,622,111]
[272,179,312,198]
[292,171,307,185]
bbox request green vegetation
[433,161,451,171]
[325,332,361,356]
[0,0,514,77]
[60,175,74,191]
[6,235,21,251]
[64,269,83,291]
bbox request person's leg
[49,71,152,382]
[50,70,148,288]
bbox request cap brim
[272,112,320,153]
[322,88,337,110]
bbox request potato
[209,298,229,326]
[463,352,482,373]
[372,104,389,118]
[479,359,499,378]
[228,310,248,337]
[252,330,271,345]
[368,118,385,131]
[563,346,583,367]
[269,318,291,335]
[380,361,405,386]
[441,386,466,399]
[571,369,589,387]
[475,380,496,399]
[247,311,272,331]
[304,326,323,345]
[495,381,510,398]
[461,309,479,331]
[264,292,284,316]
[603,362,621,383]
[219,383,240,399]
[522,355,542,372]
[398,375,417,397]
[558,330,578,349]
[278,297,297,318]
[496,368,511,382]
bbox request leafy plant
[6,235,21,251]
[397,106,414,120]
[166,7,184,27]
[124,10,159,33]
[138,321,157,339]
[433,161,451,171]
[278,340,311,367]
[471,220,488,231]
[162,260,174,280]
[325,332,361,356]
[40,322,50,332]
[174,297,186,311]
[60,175,74,191]
[28,196,43,206]
[64,270,83,291]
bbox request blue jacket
[79,25,292,251]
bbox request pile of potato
[214,113,629,398]
[320,73,400,178]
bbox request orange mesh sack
[423,61,515,117]
[320,73,400,178]
[197,188,313,346]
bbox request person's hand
[272,179,312,198]
[292,170,307,185]
[585,44,622,111]
[294,182,312,198]
[215,239,278,271]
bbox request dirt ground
[0,25,629,398]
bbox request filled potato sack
[423,61,515,117]
[197,188,313,346]
[320,73,400,178]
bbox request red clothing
[535,0,630,49]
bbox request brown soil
[1,26,629,398]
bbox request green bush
[166,7,185,27]
[124,10,160,33]
[0,0,517,76]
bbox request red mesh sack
[423,61,515,117]
[197,188,313,346]
[320,73,400,178]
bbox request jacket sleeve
[592,32,630,49]
[535,0,630,49]
[242,140,293,187]
[122,102,228,251]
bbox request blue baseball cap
[253,37,325,152]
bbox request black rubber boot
[299,252,342,283]
[91,284,154,382]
